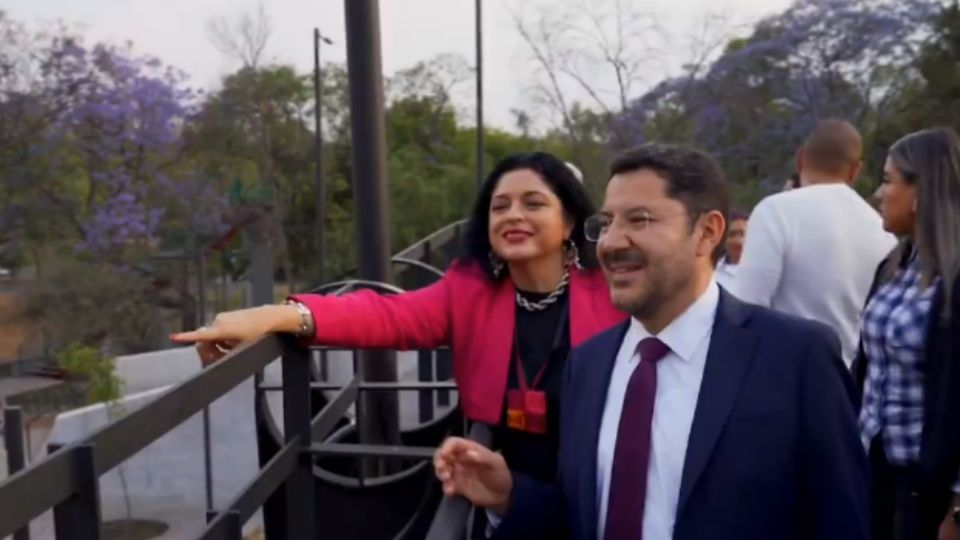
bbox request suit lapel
[676,291,758,517]
[576,321,629,540]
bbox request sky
[5,0,795,131]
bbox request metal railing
[0,220,483,539]
[0,333,486,539]
[341,219,467,288]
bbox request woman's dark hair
[888,127,960,318]
[461,152,599,278]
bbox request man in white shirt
[714,210,748,290]
[434,144,869,540]
[733,120,897,366]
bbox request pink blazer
[290,262,626,424]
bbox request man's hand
[434,437,513,514]
[939,499,960,540]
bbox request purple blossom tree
[616,0,941,192]
[0,21,226,258]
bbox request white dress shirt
[596,281,719,540]
[732,184,896,366]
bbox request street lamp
[314,28,334,285]
[475,0,484,191]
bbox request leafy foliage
[57,343,122,405]
[2,0,959,354]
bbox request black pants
[869,439,941,540]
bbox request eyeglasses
[584,210,689,242]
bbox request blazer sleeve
[289,274,452,351]
[798,326,871,540]
[491,474,568,540]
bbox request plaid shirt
[859,257,960,492]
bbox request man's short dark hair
[609,144,731,263]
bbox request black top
[493,288,570,483]
[853,245,960,528]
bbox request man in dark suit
[434,144,870,539]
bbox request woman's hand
[170,305,301,365]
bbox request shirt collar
[628,280,720,363]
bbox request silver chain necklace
[516,270,570,312]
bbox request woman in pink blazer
[173,152,626,483]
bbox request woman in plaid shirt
[854,128,960,540]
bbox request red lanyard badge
[505,300,568,435]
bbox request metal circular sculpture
[256,274,462,539]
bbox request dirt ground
[0,290,32,362]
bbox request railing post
[222,511,242,539]
[254,370,286,540]
[197,251,215,513]
[52,445,100,540]
[4,407,31,540]
[417,350,435,423]
[436,348,452,407]
[319,349,329,382]
[451,223,463,262]
[423,240,432,267]
[280,336,315,540]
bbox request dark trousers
[869,439,941,540]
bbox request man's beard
[606,249,693,321]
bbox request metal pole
[280,336,315,540]
[475,0,484,190]
[342,0,400,451]
[52,445,100,539]
[196,253,214,512]
[4,407,30,540]
[249,211,275,307]
[313,29,330,285]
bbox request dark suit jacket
[852,245,960,534]
[495,289,870,540]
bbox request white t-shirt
[732,183,897,366]
[715,256,739,291]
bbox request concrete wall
[36,373,264,539]
[113,346,204,395]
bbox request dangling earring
[912,198,918,213]
[489,251,505,278]
[564,239,583,269]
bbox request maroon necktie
[604,337,671,540]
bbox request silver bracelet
[283,300,315,337]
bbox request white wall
[42,377,263,539]
[113,346,205,394]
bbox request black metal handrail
[424,422,493,540]
[0,220,480,539]
[0,334,292,539]
[0,333,470,539]
[339,219,467,282]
